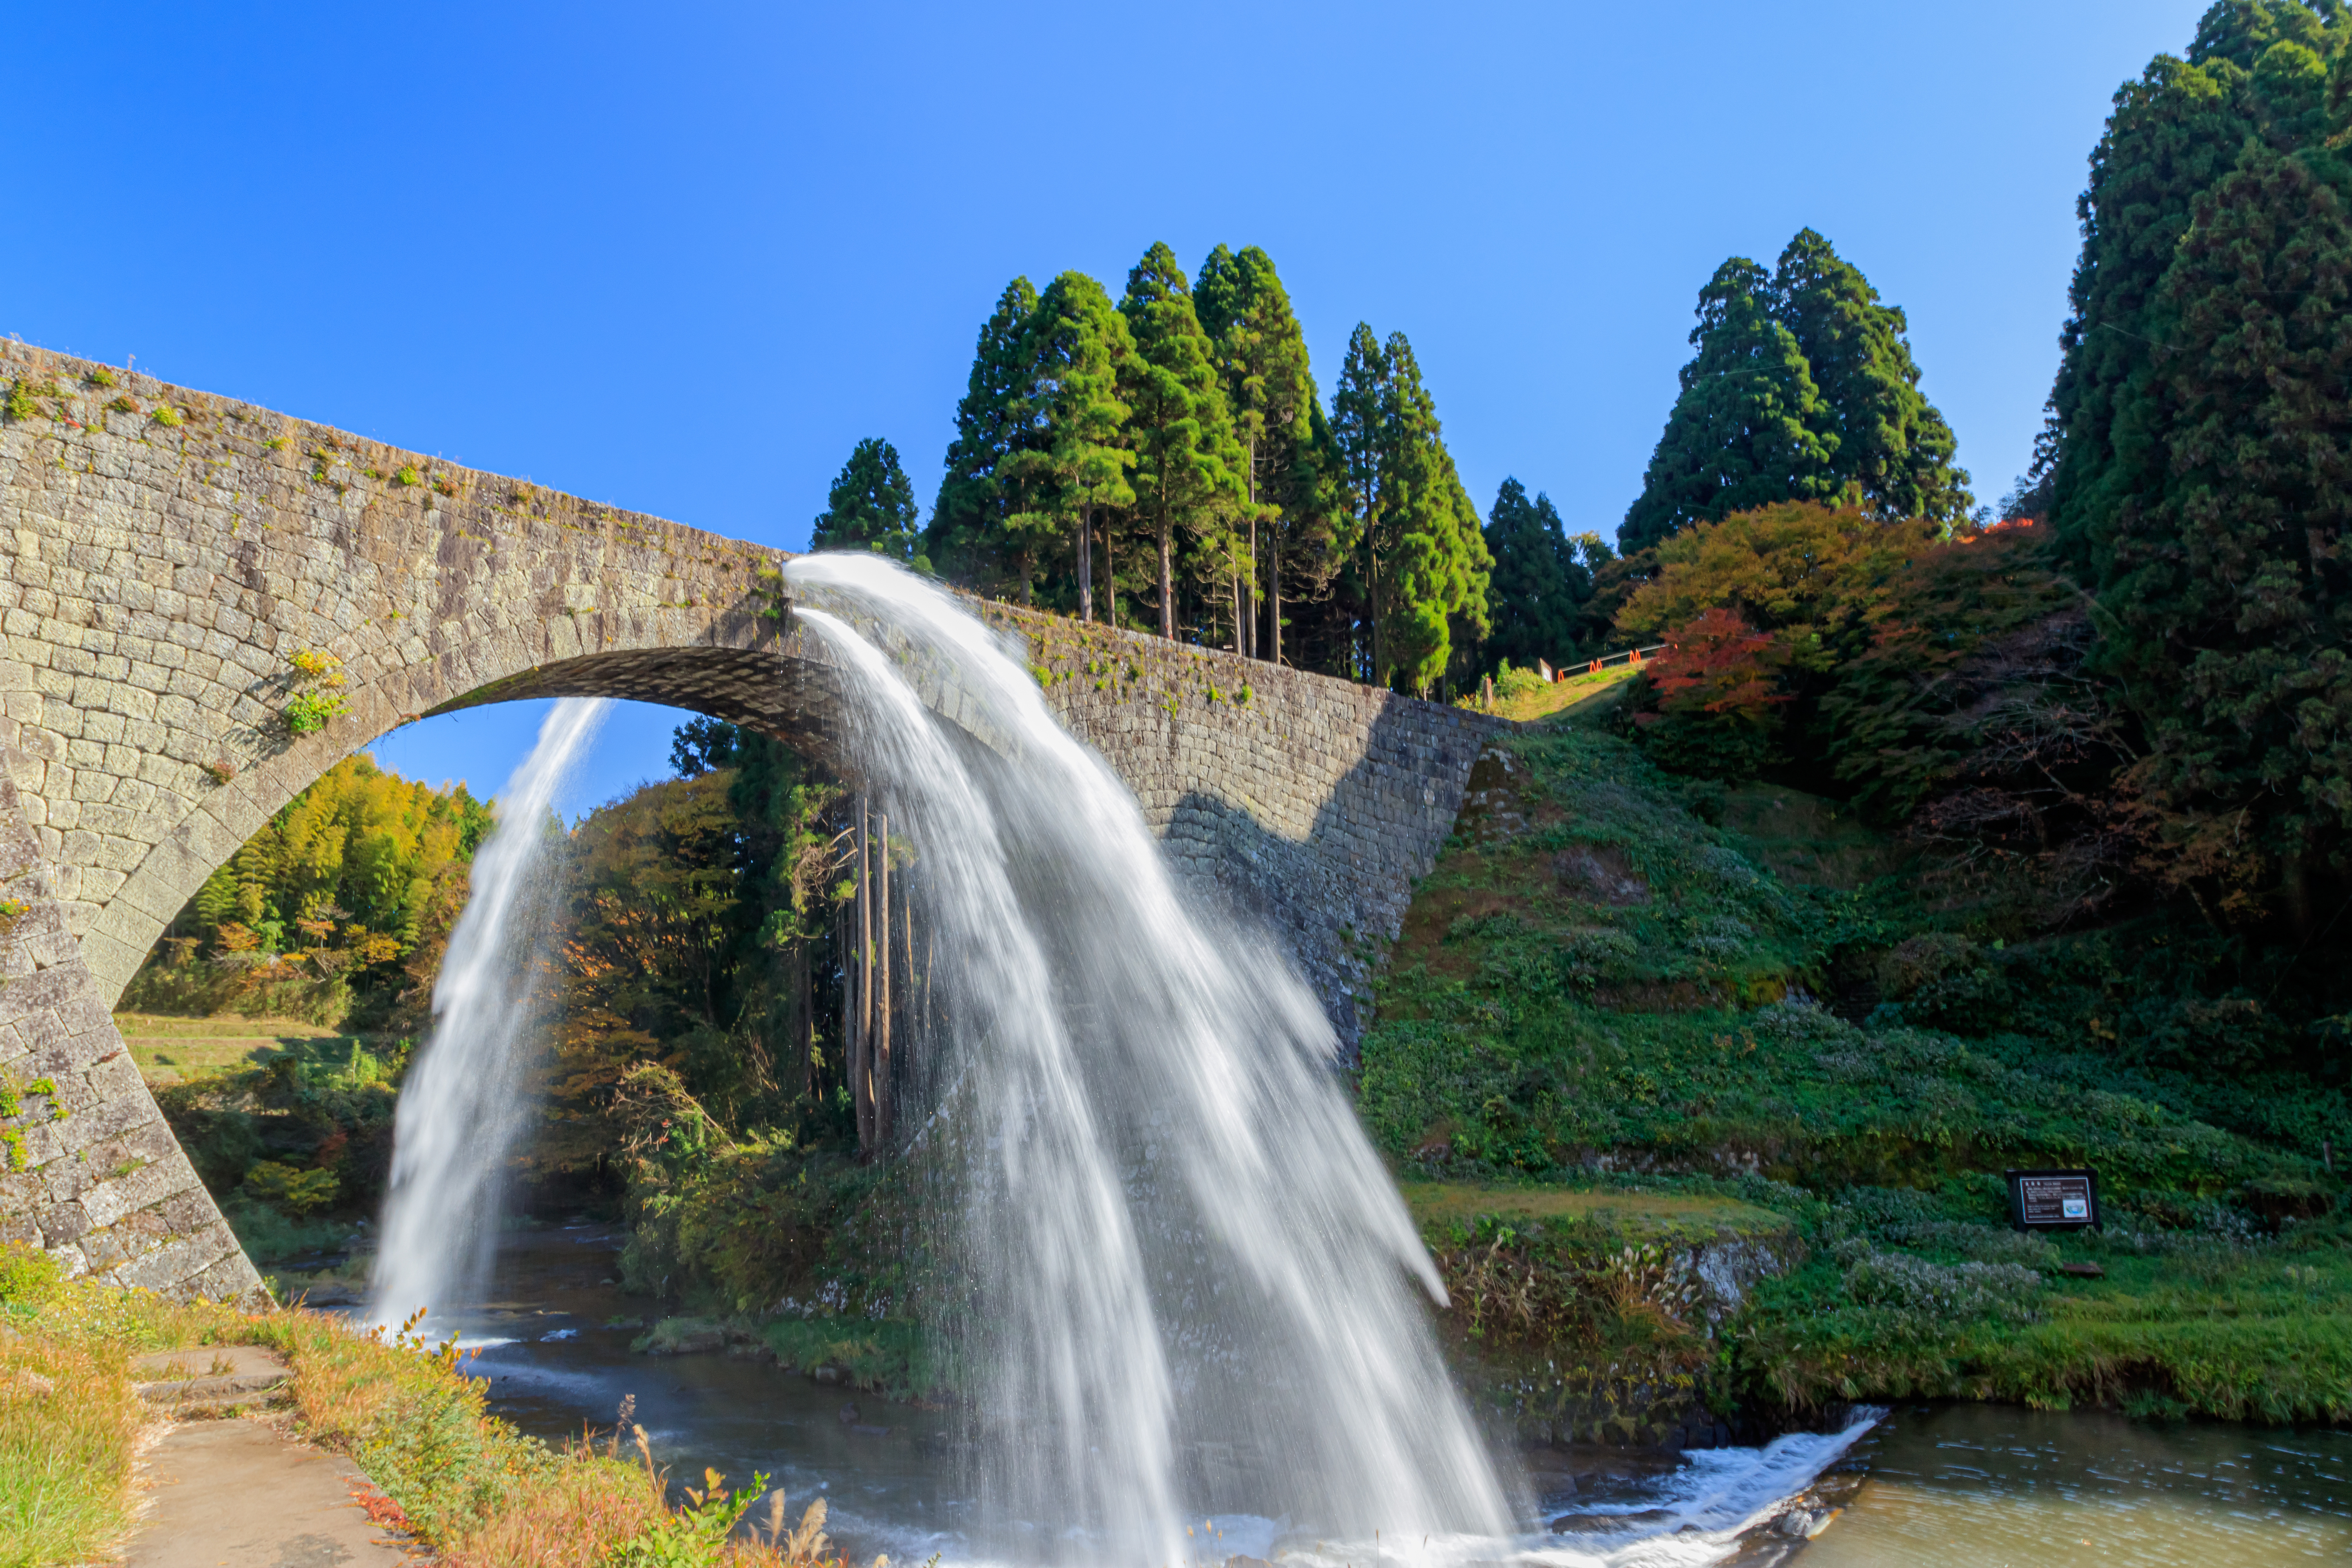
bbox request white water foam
[367,697,608,1331]
[787,555,1510,1563]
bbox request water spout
[368,697,609,1331]
[787,556,1510,1562]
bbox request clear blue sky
[6,0,2210,813]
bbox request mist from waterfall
[785,555,1512,1564]
[368,697,609,1331]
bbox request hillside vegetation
[1363,705,2349,1439]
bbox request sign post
[2006,1168,2100,1232]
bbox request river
[323,1223,2352,1567]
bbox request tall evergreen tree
[927,278,1044,595]
[1621,260,1839,554]
[1000,272,1136,623]
[1118,242,1247,639]
[1197,245,1317,659]
[811,438,924,565]
[1483,478,1588,671]
[1769,230,1973,522]
[2039,2,2352,922]
[2110,136,2352,921]
[1330,326,1491,693]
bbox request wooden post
[875,812,893,1149]
[904,884,918,1101]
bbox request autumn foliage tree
[1632,607,1787,779]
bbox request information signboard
[2006,1168,2100,1231]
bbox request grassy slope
[1362,709,2351,1434]
[1475,664,1642,724]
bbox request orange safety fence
[1562,644,1668,680]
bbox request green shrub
[0,1243,61,1308]
[283,689,351,735]
[241,1160,341,1216]
[1494,661,1547,699]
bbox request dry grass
[2,1248,882,1566]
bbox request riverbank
[0,1242,850,1568]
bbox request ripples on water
[1802,1404,2352,1567]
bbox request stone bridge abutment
[0,341,1494,1305]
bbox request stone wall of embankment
[976,602,1499,1035]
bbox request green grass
[759,1319,946,1399]
[1402,1179,1790,1240]
[1362,722,2348,1428]
[114,1012,367,1085]
[1469,664,1641,724]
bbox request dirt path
[124,1347,413,1566]
[127,1419,412,1567]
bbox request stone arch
[0,339,1496,1307]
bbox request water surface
[1802,1403,2352,1566]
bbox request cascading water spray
[368,697,608,1331]
[786,555,1513,1563]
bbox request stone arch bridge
[0,342,1495,1306]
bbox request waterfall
[787,555,1511,1563]
[368,697,609,1331]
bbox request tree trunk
[902,883,916,1118]
[1078,508,1093,623]
[875,812,892,1149]
[1158,516,1174,639]
[796,936,813,1103]
[1106,525,1118,628]
[1245,435,1258,660]
[855,796,874,1156]
[1270,539,1283,667]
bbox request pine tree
[1483,478,1589,671]
[1769,230,1973,522]
[1621,260,1839,554]
[1118,242,1248,639]
[927,278,1044,596]
[811,438,924,565]
[1000,271,1136,623]
[1197,245,1317,658]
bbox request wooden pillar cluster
[849,792,921,1160]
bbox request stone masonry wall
[975,603,1499,1035]
[0,341,1494,1303]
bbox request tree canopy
[2039,0,2352,924]
[812,437,924,568]
[1118,241,1250,639]
[1482,478,1589,672]
[1622,238,1970,554]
